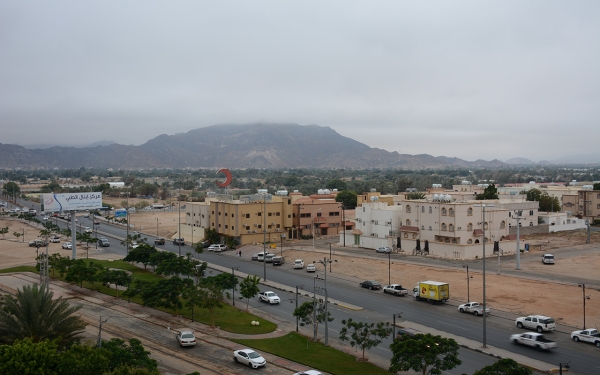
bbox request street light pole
[342,204,346,247]
[316,257,336,346]
[482,205,487,348]
[578,283,586,329]
[178,188,181,256]
[515,210,522,270]
[312,208,321,249]
[463,264,470,302]
[231,267,239,306]
[263,194,267,282]
[156,217,159,237]
[295,284,304,332]
[392,312,403,341]
[559,362,571,375]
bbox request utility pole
[515,210,522,270]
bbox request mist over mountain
[0,123,520,170]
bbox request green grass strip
[232,332,391,375]
[0,265,38,274]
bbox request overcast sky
[1,1,599,162]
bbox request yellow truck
[413,281,449,304]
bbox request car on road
[515,315,556,332]
[376,246,392,253]
[571,329,600,347]
[510,332,556,350]
[293,371,323,375]
[458,302,491,316]
[98,238,110,247]
[306,263,316,272]
[251,253,259,261]
[396,327,421,340]
[542,254,555,264]
[49,236,61,243]
[94,219,100,225]
[173,238,185,246]
[258,291,281,304]
[293,259,305,269]
[154,237,166,245]
[265,254,275,263]
[83,213,89,218]
[272,256,285,265]
[28,239,48,247]
[233,349,266,369]
[176,330,197,347]
[62,242,72,250]
[383,284,408,296]
[208,244,227,252]
[131,242,139,249]
[84,227,92,234]
[257,252,274,262]
[360,280,382,290]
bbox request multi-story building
[578,189,600,219]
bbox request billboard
[114,209,127,219]
[41,193,103,212]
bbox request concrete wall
[509,224,549,236]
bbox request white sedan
[293,259,305,269]
[233,349,266,369]
[62,242,72,250]
[306,264,316,272]
[294,371,323,375]
[176,330,197,347]
[50,236,61,243]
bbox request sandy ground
[2,217,599,330]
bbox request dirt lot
[1,217,599,330]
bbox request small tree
[389,333,461,375]
[239,275,261,310]
[293,301,334,341]
[198,283,226,327]
[339,318,392,360]
[13,231,22,242]
[48,253,70,278]
[335,190,357,209]
[473,358,532,375]
[0,227,9,239]
[476,185,499,200]
[102,269,132,298]
[123,245,157,270]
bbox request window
[404,233,408,238]
[406,205,411,213]
[449,208,454,217]
[429,226,432,231]
[225,225,228,229]
[529,210,534,216]
[441,208,447,215]
[449,224,454,232]
[268,212,272,216]
[500,221,506,229]
[245,214,250,218]
[225,212,228,216]
[258,212,262,216]
[467,223,473,231]
[467,208,473,216]
[452,239,457,244]
[484,222,488,230]
[429,206,432,214]
[421,225,425,230]
[422,206,425,213]
[467,239,473,244]
[441,223,447,231]
[445,238,450,243]
[406,219,411,226]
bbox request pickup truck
[154,237,166,245]
[510,332,556,350]
[571,329,600,347]
[383,284,408,296]
[258,291,280,304]
[458,302,491,316]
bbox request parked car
[62,242,72,250]
[458,302,490,316]
[173,238,185,246]
[251,253,259,261]
[272,256,285,265]
[570,329,600,347]
[94,219,100,225]
[376,246,392,253]
[28,239,48,247]
[360,280,382,290]
[542,254,555,264]
[49,236,61,243]
[293,259,305,269]
[84,227,92,234]
[176,330,197,347]
[233,349,266,369]
[98,238,110,247]
[515,315,556,332]
[383,284,408,296]
[396,327,421,340]
[293,371,323,375]
[265,254,275,263]
[131,242,139,249]
[510,332,556,350]
[257,252,274,262]
[154,237,166,245]
[306,263,316,272]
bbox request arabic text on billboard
[42,193,103,211]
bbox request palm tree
[0,283,86,345]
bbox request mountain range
[0,123,536,170]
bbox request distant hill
[0,123,508,170]
[505,157,535,165]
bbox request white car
[515,315,556,332]
[50,236,61,243]
[62,242,72,250]
[131,242,139,249]
[176,330,197,347]
[293,259,305,269]
[208,244,227,252]
[376,246,392,253]
[542,254,555,264]
[571,329,600,347]
[294,371,323,375]
[306,264,316,272]
[84,227,92,234]
[233,349,266,369]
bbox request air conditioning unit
[247,230,252,233]
[457,227,461,230]
[371,220,374,223]
[275,228,280,232]
[252,230,257,233]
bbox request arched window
[406,205,411,213]
[406,219,411,226]
[500,221,506,229]
[467,207,473,216]
[467,239,473,244]
[429,226,432,231]
[413,233,417,239]
[421,205,425,213]
[475,239,480,244]
[467,223,473,231]
[449,224,454,232]
[441,223,447,231]
[429,207,432,214]
[441,208,447,215]
[452,239,457,244]
[449,208,454,216]
[421,225,425,230]
[404,233,408,238]
[484,222,488,230]
[529,222,534,226]
[445,238,450,243]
